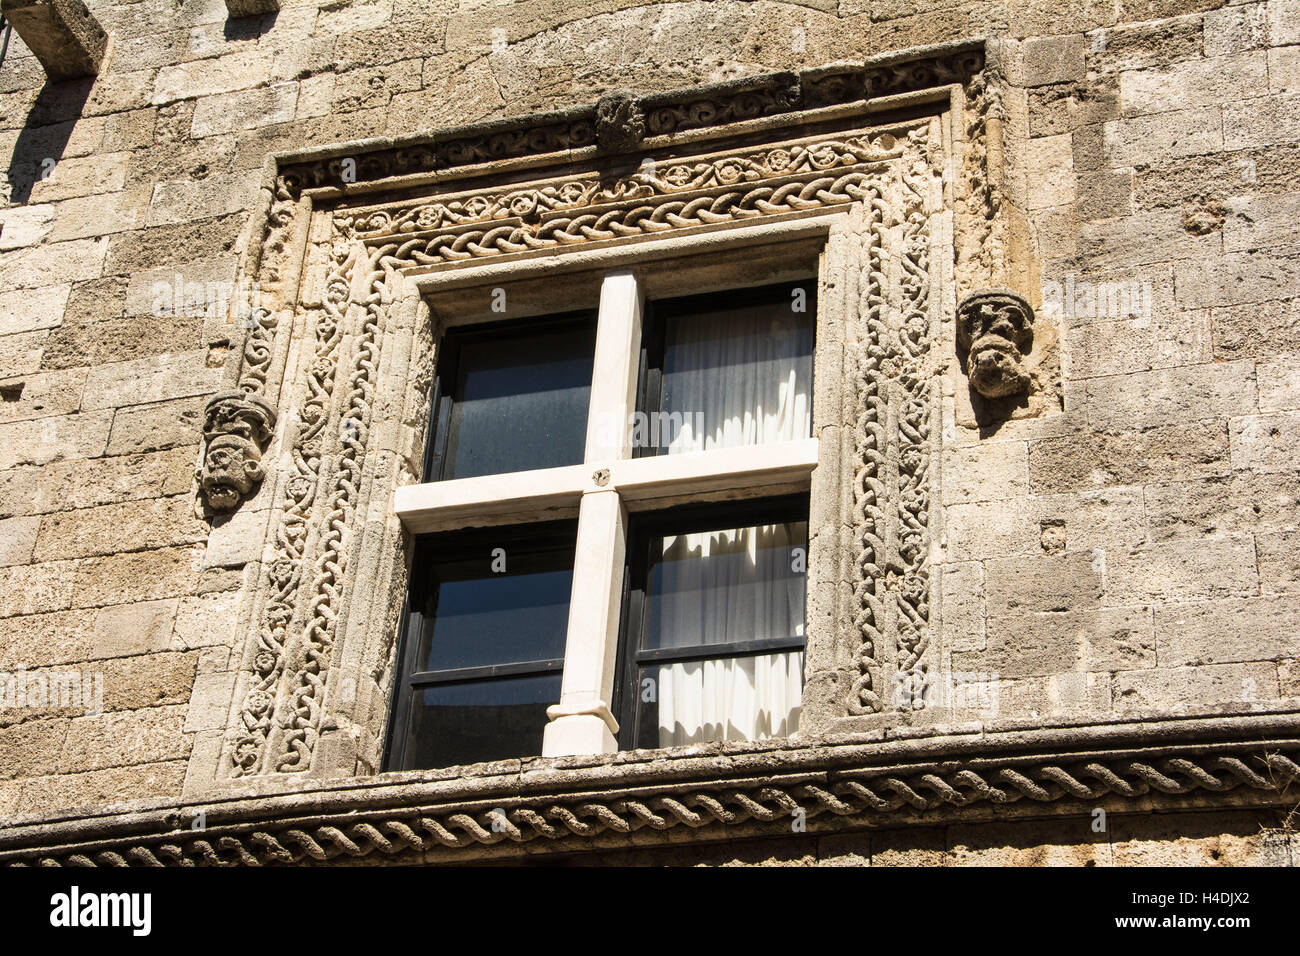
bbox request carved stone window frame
[186,40,999,797]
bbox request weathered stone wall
[0,0,1297,862]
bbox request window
[616,496,808,750]
[388,271,819,771]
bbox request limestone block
[30,448,194,514]
[28,152,129,204]
[191,81,298,137]
[1105,536,1259,604]
[59,704,191,771]
[184,670,236,732]
[0,410,112,470]
[91,599,178,659]
[1211,297,1300,360]
[1270,46,1300,92]
[2,236,108,291]
[1229,411,1300,473]
[958,606,1154,677]
[1103,107,1222,166]
[1026,133,1074,210]
[146,169,261,226]
[32,495,208,562]
[1257,529,1300,594]
[1113,661,1278,713]
[81,350,222,411]
[95,652,198,712]
[105,396,204,455]
[1119,51,1267,115]
[1084,361,1257,430]
[202,506,269,568]
[1064,312,1210,380]
[1110,810,1292,865]
[1268,0,1300,46]
[0,545,201,617]
[1156,595,1300,666]
[0,514,40,566]
[0,330,46,376]
[939,560,985,653]
[14,760,187,816]
[0,203,53,251]
[1145,470,1300,540]
[941,441,1029,505]
[1224,92,1300,148]
[0,284,69,336]
[1027,421,1230,492]
[1175,251,1300,309]
[985,550,1104,614]
[1011,35,1087,87]
[1203,3,1267,56]
[0,718,68,780]
[1258,362,1300,412]
[0,0,106,80]
[171,589,241,650]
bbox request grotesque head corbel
[956,289,1035,399]
[198,390,276,513]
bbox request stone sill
[4,709,1298,865]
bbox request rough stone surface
[0,0,1296,869]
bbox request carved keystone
[956,289,1035,399]
[225,0,279,16]
[198,391,276,513]
[595,90,645,153]
[1,0,106,80]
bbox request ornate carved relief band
[205,43,988,785]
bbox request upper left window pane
[428,312,596,480]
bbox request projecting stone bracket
[0,0,106,80]
[956,288,1035,399]
[225,0,279,16]
[197,391,276,514]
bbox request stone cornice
[4,713,1297,866]
[273,39,984,195]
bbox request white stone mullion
[542,271,643,756]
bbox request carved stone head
[956,289,1035,399]
[198,391,276,513]
[595,89,645,153]
[201,434,265,511]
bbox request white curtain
[651,300,812,746]
[662,300,812,454]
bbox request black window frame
[383,519,578,772]
[422,308,599,482]
[632,279,818,459]
[612,493,811,750]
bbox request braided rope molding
[335,134,905,241]
[7,731,1299,866]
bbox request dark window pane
[405,673,562,769]
[443,319,594,479]
[636,652,803,749]
[657,286,813,453]
[414,546,573,673]
[645,520,807,651]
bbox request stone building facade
[0,0,1297,866]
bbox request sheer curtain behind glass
[651,294,812,746]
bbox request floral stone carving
[956,289,1035,399]
[198,390,276,512]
